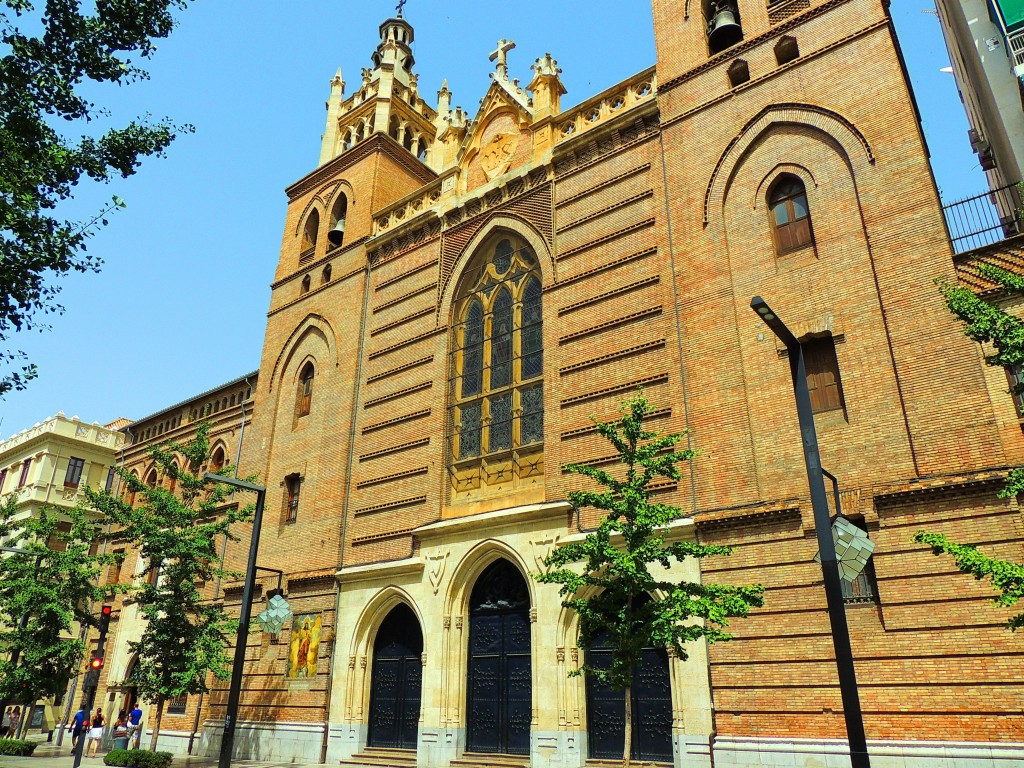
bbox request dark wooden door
[368,604,423,750]
[466,559,532,755]
[585,638,673,761]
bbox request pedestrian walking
[8,706,20,738]
[127,703,143,748]
[85,708,104,757]
[70,706,87,753]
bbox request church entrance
[466,559,532,756]
[585,631,673,762]
[368,604,423,750]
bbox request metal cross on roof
[396,0,407,17]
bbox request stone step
[450,752,531,768]
[586,760,673,768]
[339,746,418,768]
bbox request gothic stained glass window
[449,233,545,494]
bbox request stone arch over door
[465,558,532,756]
[368,603,424,750]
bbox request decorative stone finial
[532,52,561,78]
[331,68,343,86]
[489,38,516,81]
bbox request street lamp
[202,473,266,768]
[750,296,871,768]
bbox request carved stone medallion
[481,132,515,179]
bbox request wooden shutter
[804,338,844,414]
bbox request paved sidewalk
[0,743,331,768]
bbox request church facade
[92,1,1024,767]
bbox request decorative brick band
[376,259,439,291]
[358,437,430,462]
[357,466,430,489]
[366,356,434,385]
[560,373,670,407]
[558,307,663,345]
[362,409,431,435]
[557,218,656,261]
[368,327,443,361]
[556,191,655,234]
[553,114,661,180]
[556,164,651,207]
[373,283,437,314]
[354,495,428,517]
[370,307,435,337]
[548,247,657,291]
[351,527,417,546]
[364,381,432,408]
[559,339,666,375]
[559,276,660,316]
[561,408,671,440]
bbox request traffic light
[89,654,104,671]
[99,605,112,633]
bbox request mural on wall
[288,613,322,678]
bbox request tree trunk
[149,698,163,752]
[622,684,632,768]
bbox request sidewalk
[0,742,329,768]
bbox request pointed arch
[349,585,425,662]
[269,314,340,392]
[703,103,875,225]
[444,539,535,618]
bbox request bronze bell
[327,220,346,246]
[708,3,743,54]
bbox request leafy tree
[538,393,764,766]
[0,0,195,397]
[0,495,121,729]
[87,423,252,750]
[912,264,1024,630]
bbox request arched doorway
[466,559,532,755]
[585,622,673,760]
[368,604,423,750]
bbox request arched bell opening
[367,604,424,750]
[584,595,673,762]
[704,0,744,55]
[466,559,532,756]
[328,194,347,248]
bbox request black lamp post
[750,296,871,768]
[202,474,266,768]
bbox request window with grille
[768,174,814,254]
[284,474,301,524]
[65,457,85,487]
[448,235,544,499]
[166,694,187,715]
[803,336,845,416]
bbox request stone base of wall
[713,736,1024,768]
[151,729,191,756]
[197,719,325,762]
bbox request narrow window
[769,175,814,254]
[301,210,320,262]
[298,363,314,417]
[322,264,332,284]
[803,336,845,415]
[0,469,7,493]
[210,447,226,474]
[301,274,311,295]
[65,457,86,487]
[840,516,879,603]
[328,194,347,248]
[17,459,32,488]
[105,466,116,493]
[284,474,301,524]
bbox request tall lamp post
[750,296,871,768]
[203,474,266,768]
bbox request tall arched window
[328,194,347,248]
[768,175,813,254]
[298,362,314,417]
[210,446,226,474]
[449,235,544,500]
[301,210,320,263]
[145,469,158,488]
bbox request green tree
[0,495,121,730]
[0,0,194,397]
[538,393,764,766]
[913,264,1024,629]
[87,423,252,750]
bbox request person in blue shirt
[70,707,86,754]
[127,704,143,748]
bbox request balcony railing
[942,182,1022,254]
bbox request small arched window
[768,175,813,254]
[301,274,311,295]
[210,446,226,474]
[322,264,332,284]
[145,469,158,488]
[298,363,314,417]
[328,194,347,248]
[301,210,320,261]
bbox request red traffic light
[89,656,103,670]
[101,605,112,617]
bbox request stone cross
[489,38,516,80]
[396,0,406,17]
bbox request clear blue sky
[0,0,987,435]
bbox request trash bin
[112,736,129,750]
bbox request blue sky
[0,1,987,434]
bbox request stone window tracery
[448,235,544,500]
